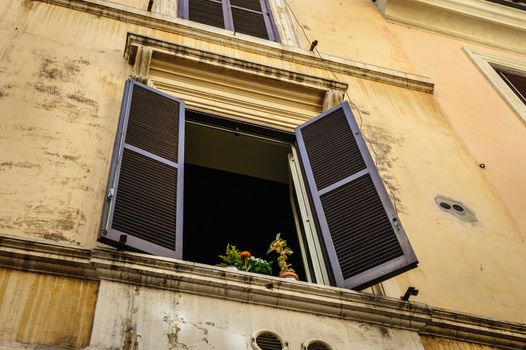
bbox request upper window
[178,0,279,41]
[464,47,526,125]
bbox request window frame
[178,0,280,42]
[464,47,526,126]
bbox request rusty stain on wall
[0,268,99,349]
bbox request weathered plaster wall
[389,23,526,238]
[285,0,419,75]
[342,77,526,323]
[89,279,425,350]
[0,0,525,331]
[421,336,500,350]
[0,268,98,349]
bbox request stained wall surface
[89,280,425,350]
[0,0,525,331]
[0,268,98,348]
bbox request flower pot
[279,271,299,281]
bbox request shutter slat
[188,0,225,29]
[295,102,418,290]
[127,85,180,163]
[112,149,178,250]
[300,108,366,190]
[231,7,269,39]
[230,0,262,11]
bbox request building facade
[0,0,525,349]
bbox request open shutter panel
[99,79,185,259]
[295,102,417,290]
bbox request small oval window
[251,330,286,350]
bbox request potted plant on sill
[218,244,273,276]
[267,233,299,281]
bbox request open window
[99,79,418,290]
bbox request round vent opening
[252,330,284,350]
[302,339,333,350]
[308,341,331,350]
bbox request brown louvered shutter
[187,0,226,30]
[180,0,278,41]
[229,0,277,40]
[295,102,417,290]
[496,70,526,105]
[99,79,185,259]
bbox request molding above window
[125,33,347,130]
[376,0,526,55]
[34,0,433,93]
[0,233,525,349]
[464,47,526,125]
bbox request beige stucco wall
[89,279,425,350]
[391,24,526,237]
[0,268,98,349]
[0,0,525,332]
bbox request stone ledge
[0,234,524,349]
[32,0,434,93]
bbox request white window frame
[464,47,526,125]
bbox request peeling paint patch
[362,125,405,212]
[0,161,42,171]
[122,326,140,350]
[39,57,64,80]
[4,204,87,243]
[67,91,97,106]
[0,84,13,99]
[33,81,61,96]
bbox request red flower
[240,251,251,258]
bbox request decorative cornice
[0,234,524,349]
[32,0,434,93]
[125,34,348,93]
[377,0,526,55]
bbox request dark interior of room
[183,120,305,280]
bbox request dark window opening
[495,69,526,105]
[485,0,526,11]
[183,117,306,279]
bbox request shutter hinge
[392,217,401,231]
[107,188,114,200]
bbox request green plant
[217,244,243,269]
[217,244,273,276]
[267,233,294,273]
[247,257,273,275]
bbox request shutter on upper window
[295,102,418,290]
[181,0,277,41]
[497,70,526,105]
[229,0,277,40]
[99,79,185,259]
[187,0,226,29]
